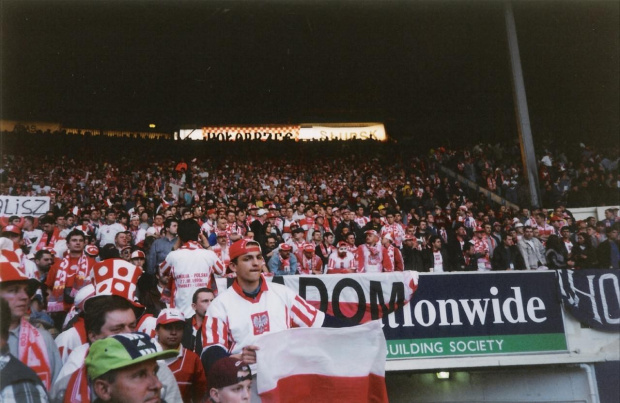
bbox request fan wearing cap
[155,308,207,403]
[0,224,39,280]
[326,241,357,274]
[85,332,178,403]
[266,243,298,276]
[51,259,183,403]
[201,239,354,391]
[280,207,296,242]
[206,357,252,403]
[357,230,393,273]
[129,215,147,249]
[0,250,62,390]
[55,284,96,364]
[297,243,323,275]
[160,219,225,317]
[130,250,146,269]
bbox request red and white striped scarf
[19,318,52,390]
[48,253,92,312]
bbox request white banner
[299,124,387,141]
[0,195,50,217]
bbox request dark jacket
[402,246,424,271]
[422,247,453,272]
[492,245,526,271]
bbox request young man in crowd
[206,357,252,403]
[155,308,207,403]
[146,218,178,275]
[182,287,215,355]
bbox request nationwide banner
[0,195,50,217]
[557,269,620,332]
[216,271,568,360]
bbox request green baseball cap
[85,332,178,379]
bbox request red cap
[130,250,145,259]
[550,216,563,222]
[85,245,99,256]
[207,208,217,215]
[280,243,292,251]
[216,230,228,238]
[404,234,415,241]
[474,226,485,232]
[337,241,349,248]
[156,308,185,326]
[207,357,252,390]
[229,239,262,261]
[266,212,276,219]
[303,243,315,252]
[365,230,379,237]
[2,225,21,235]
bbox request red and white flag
[255,320,388,403]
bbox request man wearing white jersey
[200,239,352,402]
[160,219,225,317]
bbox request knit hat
[207,357,252,390]
[85,332,177,379]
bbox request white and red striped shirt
[356,244,393,273]
[201,276,324,372]
[326,252,357,274]
[161,241,226,317]
[298,254,324,275]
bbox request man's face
[433,239,442,250]
[164,210,173,219]
[279,249,291,259]
[56,216,66,227]
[192,291,214,318]
[35,253,54,271]
[457,227,467,238]
[182,211,192,220]
[0,281,30,320]
[419,221,427,231]
[210,373,252,403]
[227,212,236,223]
[338,246,348,257]
[325,235,334,245]
[386,214,394,224]
[94,359,163,403]
[68,235,86,254]
[90,309,137,342]
[43,223,54,234]
[131,257,145,268]
[608,230,618,241]
[66,216,75,227]
[365,233,377,245]
[157,322,184,350]
[130,218,140,228]
[524,228,534,240]
[561,229,570,239]
[313,232,322,242]
[504,236,514,246]
[106,213,116,224]
[115,233,128,248]
[230,251,264,285]
[154,215,164,225]
[217,219,228,230]
[167,222,178,236]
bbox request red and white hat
[404,234,415,241]
[2,225,21,235]
[365,230,379,237]
[279,243,292,251]
[229,239,262,261]
[85,245,99,257]
[130,250,145,259]
[474,226,485,232]
[91,259,144,307]
[383,233,394,242]
[302,243,315,253]
[156,308,185,326]
[216,230,228,238]
[0,250,28,283]
[337,241,348,248]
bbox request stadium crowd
[0,129,618,402]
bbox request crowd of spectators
[0,128,618,401]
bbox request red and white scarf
[36,228,60,251]
[48,253,92,312]
[64,359,90,403]
[19,318,52,390]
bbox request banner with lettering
[216,271,567,360]
[0,195,50,217]
[557,269,620,332]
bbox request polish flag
[256,320,388,403]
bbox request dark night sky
[1,1,618,145]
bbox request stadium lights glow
[436,372,450,380]
[149,123,156,128]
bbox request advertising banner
[557,269,620,332]
[0,195,50,217]
[179,123,387,141]
[216,271,567,360]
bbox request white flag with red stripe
[255,320,388,403]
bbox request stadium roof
[1,0,618,145]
